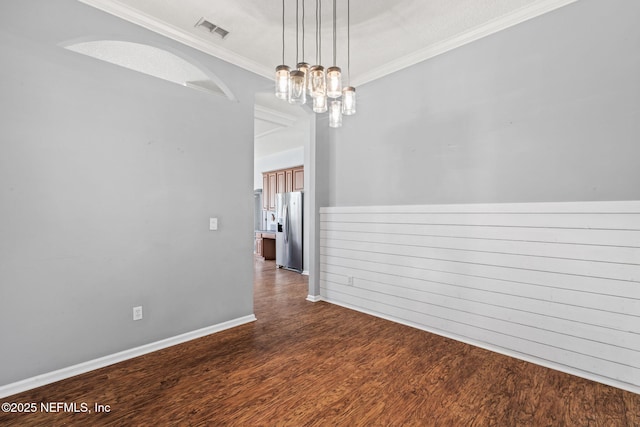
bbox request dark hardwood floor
[2,257,639,426]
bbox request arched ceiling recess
[62,39,236,100]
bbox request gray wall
[0,0,269,386]
[328,0,640,206]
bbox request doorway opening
[253,92,313,282]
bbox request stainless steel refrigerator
[275,192,303,272]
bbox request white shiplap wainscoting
[319,201,640,394]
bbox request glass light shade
[313,94,328,113]
[296,62,310,79]
[326,66,342,98]
[342,86,356,115]
[275,65,290,100]
[308,65,326,98]
[307,65,319,94]
[329,100,343,128]
[295,62,309,103]
[288,70,306,105]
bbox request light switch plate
[133,306,143,321]
[209,218,218,230]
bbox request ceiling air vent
[195,17,229,39]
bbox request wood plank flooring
[1,257,639,426]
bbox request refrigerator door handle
[284,204,289,244]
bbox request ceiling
[77,0,578,157]
[78,0,578,87]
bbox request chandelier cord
[295,0,299,64]
[281,0,285,64]
[302,0,305,62]
[332,0,337,66]
[315,0,319,64]
[318,0,322,64]
[347,0,350,85]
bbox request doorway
[253,92,313,278]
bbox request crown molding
[78,0,273,80]
[353,0,580,86]
[255,126,287,140]
[254,105,299,139]
[254,105,298,127]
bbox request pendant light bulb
[297,62,310,78]
[342,86,356,115]
[326,66,342,98]
[275,65,291,100]
[329,100,343,128]
[297,62,310,101]
[309,65,326,98]
[288,70,306,105]
[313,93,328,113]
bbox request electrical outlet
[133,306,143,321]
[347,276,354,286]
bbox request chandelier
[275,0,356,128]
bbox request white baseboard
[0,314,257,399]
[306,295,322,303]
[301,270,309,276]
[322,297,640,395]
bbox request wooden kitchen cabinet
[262,174,269,210]
[293,167,304,191]
[262,233,276,260]
[285,169,293,193]
[255,232,275,260]
[268,172,277,210]
[276,170,286,195]
[262,166,304,211]
[256,233,263,256]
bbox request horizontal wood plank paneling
[321,212,640,230]
[321,239,640,281]
[319,267,640,337]
[321,230,640,264]
[320,250,640,299]
[322,222,640,247]
[319,201,640,391]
